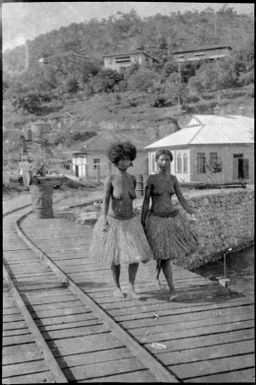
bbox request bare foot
[113,288,124,298]
[155,278,165,290]
[169,293,178,302]
[127,287,140,299]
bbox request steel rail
[3,200,69,383]
[16,206,179,382]
[3,259,68,383]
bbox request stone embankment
[56,188,254,270]
[182,188,254,269]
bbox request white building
[145,115,254,184]
[103,51,160,72]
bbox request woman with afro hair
[89,141,153,299]
[141,149,198,301]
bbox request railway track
[3,197,178,383]
[3,194,255,383]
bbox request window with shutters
[197,153,206,173]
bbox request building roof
[73,129,159,155]
[145,115,254,149]
[172,45,232,55]
[103,51,147,58]
[103,51,161,63]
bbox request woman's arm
[141,177,152,227]
[102,176,112,229]
[131,174,137,189]
[173,176,194,215]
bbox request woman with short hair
[141,149,198,301]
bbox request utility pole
[178,62,181,113]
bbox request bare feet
[155,278,165,290]
[169,293,178,302]
[113,288,124,298]
[127,286,140,299]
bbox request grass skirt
[145,212,198,261]
[89,215,154,266]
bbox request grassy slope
[3,90,254,168]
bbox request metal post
[224,253,227,279]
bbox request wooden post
[178,62,181,113]
[96,164,100,182]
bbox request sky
[2,2,254,52]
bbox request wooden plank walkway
[3,281,58,384]
[3,198,174,383]
[3,192,255,383]
[18,210,255,383]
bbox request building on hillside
[71,129,162,181]
[145,114,254,184]
[172,45,232,63]
[103,51,160,72]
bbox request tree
[90,69,124,93]
[127,67,158,92]
[164,72,188,105]
[66,77,80,94]
[217,57,237,89]
[12,92,43,115]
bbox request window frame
[197,152,206,174]
[183,153,188,174]
[177,153,182,173]
[93,158,100,170]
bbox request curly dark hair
[107,141,137,165]
[155,149,173,162]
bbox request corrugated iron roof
[145,115,254,149]
[103,51,161,63]
[103,51,147,58]
[172,45,232,54]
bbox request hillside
[3,6,254,170]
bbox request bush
[220,89,246,99]
[238,71,254,86]
[72,131,97,141]
[90,69,124,93]
[126,91,150,107]
[185,99,218,114]
[127,67,158,92]
[150,94,173,107]
[186,94,200,103]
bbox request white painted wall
[147,149,191,182]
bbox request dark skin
[102,157,139,299]
[141,154,198,300]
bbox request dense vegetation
[3,6,254,112]
[3,6,254,168]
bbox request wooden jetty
[2,196,255,383]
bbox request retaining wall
[179,188,254,269]
[57,188,254,270]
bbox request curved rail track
[3,197,178,383]
[3,195,255,383]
